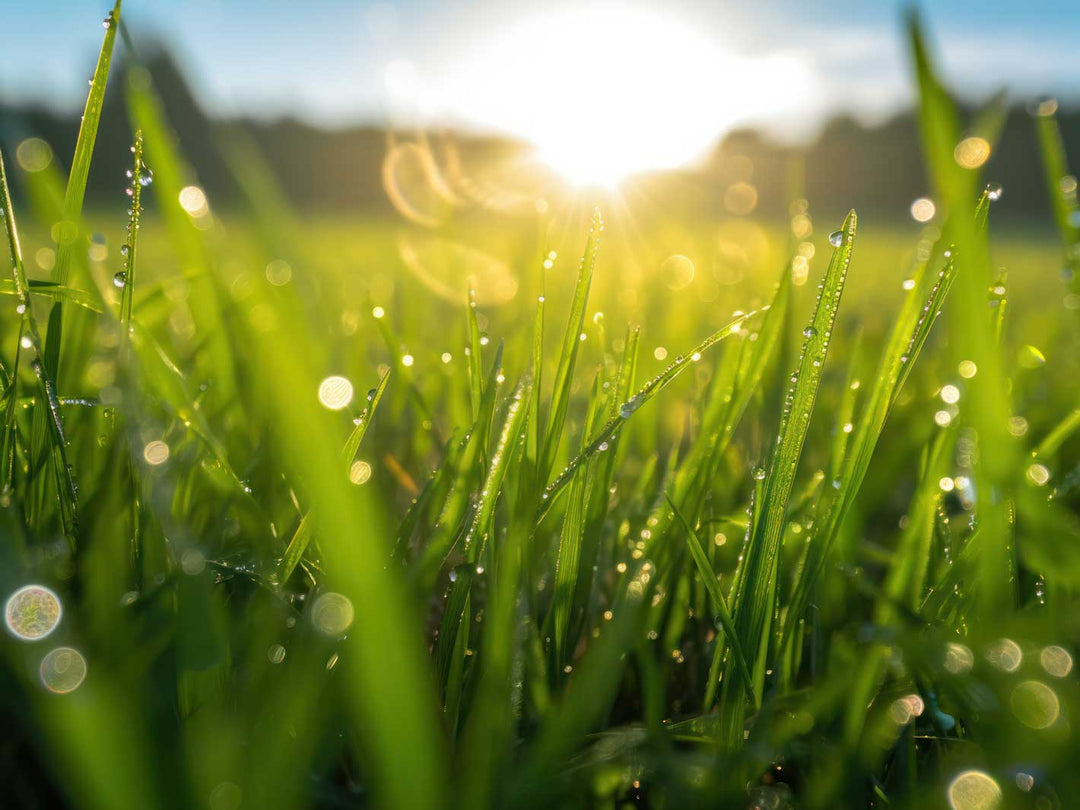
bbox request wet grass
[3,6,1080,810]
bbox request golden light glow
[1010,680,1060,729]
[985,638,1023,672]
[948,770,1001,810]
[40,647,87,694]
[178,185,209,216]
[16,138,52,172]
[725,182,759,215]
[911,197,936,222]
[311,592,355,636]
[954,137,991,169]
[944,642,974,674]
[1040,645,1073,677]
[349,460,372,485]
[6,585,62,641]
[404,7,816,187]
[318,376,354,410]
[143,440,170,466]
[660,255,695,290]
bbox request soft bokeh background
[2,1,1079,220]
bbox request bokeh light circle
[5,585,62,641]
[318,376,354,410]
[947,770,1001,810]
[40,647,87,693]
[311,592,355,636]
[1010,680,1060,729]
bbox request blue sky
[1,0,1077,145]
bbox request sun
[415,6,815,188]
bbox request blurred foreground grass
[2,5,1080,810]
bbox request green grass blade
[539,208,602,483]
[118,131,146,328]
[909,13,1017,616]
[716,209,857,745]
[0,147,78,538]
[551,468,586,670]
[665,493,754,704]
[464,372,533,562]
[45,0,123,374]
[434,374,532,704]
[275,512,312,589]
[415,342,504,584]
[1034,103,1080,288]
[537,307,759,524]
[466,285,485,421]
[342,367,391,467]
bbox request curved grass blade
[0,281,103,313]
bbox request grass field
[3,5,1080,810]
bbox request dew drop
[619,395,643,419]
[828,231,843,248]
[113,272,127,288]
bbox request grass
[3,7,1080,810]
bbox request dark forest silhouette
[1,48,1076,223]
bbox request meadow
[2,5,1080,810]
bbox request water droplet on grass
[828,231,843,247]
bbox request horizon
[3,1,1079,183]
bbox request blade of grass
[342,367,391,467]
[539,208,602,484]
[716,209,857,746]
[45,0,123,375]
[1033,102,1080,290]
[0,146,78,539]
[665,493,754,704]
[537,306,760,525]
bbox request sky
[2,1,1078,179]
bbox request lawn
[2,5,1080,810]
